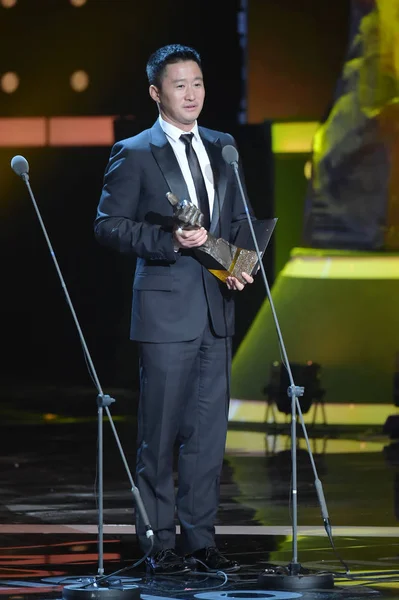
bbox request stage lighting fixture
[70,70,89,92]
[1,72,19,94]
[264,361,325,416]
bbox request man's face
[150,60,205,131]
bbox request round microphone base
[62,578,141,600]
[258,570,334,591]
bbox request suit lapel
[149,121,191,204]
[199,128,228,235]
[150,121,228,234]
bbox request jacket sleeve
[94,141,178,263]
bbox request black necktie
[180,133,211,230]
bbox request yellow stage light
[1,72,19,93]
[70,0,87,6]
[1,0,17,7]
[272,122,319,154]
[70,70,89,92]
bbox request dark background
[0,0,349,393]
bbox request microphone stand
[226,149,334,590]
[12,157,153,600]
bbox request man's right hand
[173,226,208,249]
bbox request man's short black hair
[146,44,202,88]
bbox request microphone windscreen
[222,144,239,165]
[11,155,29,177]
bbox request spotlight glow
[1,0,18,7]
[70,70,89,92]
[1,72,19,93]
[70,0,87,6]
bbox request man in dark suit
[95,44,254,575]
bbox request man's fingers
[242,272,254,284]
[174,227,207,248]
[226,272,255,291]
[182,229,206,244]
[226,276,244,291]
[177,226,204,238]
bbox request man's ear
[149,85,160,103]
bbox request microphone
[11,155,29,180]
[222,144,239,166]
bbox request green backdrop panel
[232,250,399,404]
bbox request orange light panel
[49,116,114,146]
[0,118,46,146]
[0,117,115,147]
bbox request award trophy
[167,192,277,284]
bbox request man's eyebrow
[171,76,204,83]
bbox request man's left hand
[226,272,254,291]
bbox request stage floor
[0,386,398,599]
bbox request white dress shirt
[159,115,215,218]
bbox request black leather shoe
[186,546,240,572]
[146,549,191,575]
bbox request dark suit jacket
[94,120,250,343]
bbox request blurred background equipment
[264,361,325,423]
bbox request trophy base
[207,248,259,284]
[208,269,230,282]
[194,219,278,284]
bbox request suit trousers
[135,319,232,554]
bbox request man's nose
[185,87,195,100]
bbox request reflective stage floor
[1,387,399,600]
